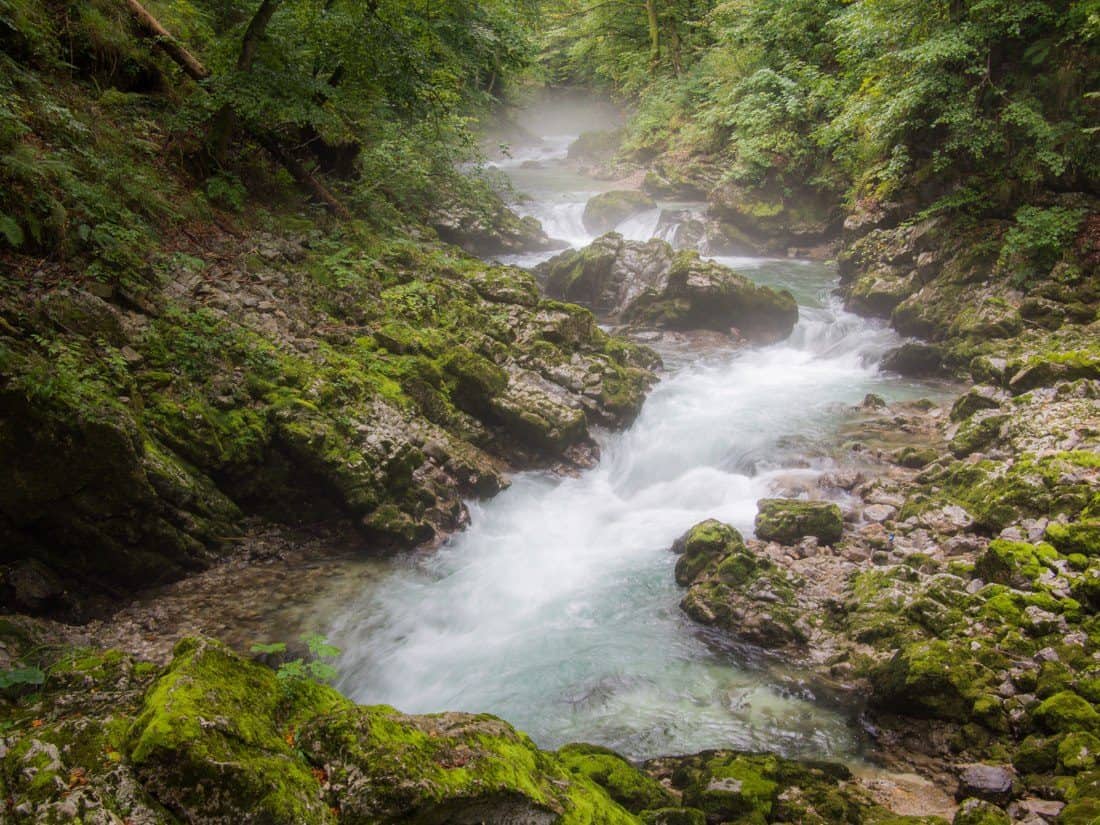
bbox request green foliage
[553,0,1099,231]
[0,666,45,690]
[999,205,1088,285]
[204,172,248,212]
[251,633,341,685]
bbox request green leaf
[0,215,23,247]
[249,642,288,655]
[0,666,45,689]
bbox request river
[329,107,946,762]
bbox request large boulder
[0,636,640,824]
[671,520,807,650]
[754,499,843,545]
[583,190,657,234]
[536,234,798,341]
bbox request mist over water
[333,99,942,761]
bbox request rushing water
[331,117,943,761]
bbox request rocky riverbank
[0,225,658,620]
[3,58,1099,825]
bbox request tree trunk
[123,0,209,82]
[211,0,283,165]
[644,0,661,74]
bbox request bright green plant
[250,633,341,685]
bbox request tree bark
[211,0,284,165]
[122,0,349,218]
[123,0,209,82]
[644,0,661,74]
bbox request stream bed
[327,114,952,762]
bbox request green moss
[673,519,743,586]
[641,808,706,825]
[682,754,781,822]
[975,540,1053,587]
[1059,797,1100,825]
[127,637,335,824]
[754,498,843,545]
[298,706,637,824]
[949,414,1007,457]
[871,640,991,723]
[443,346,508,415]
[1058,731,1100,773]
[557,743,674,813]
[1032,691,1100,735]
[928,453,1098,532]
[1046,520,1100,557]
[952,799,1010,825]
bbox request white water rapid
[331,112,945,762]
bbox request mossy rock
[974,540,1057,588]
[1059,796,1100,824]
[1007,350,1100,394]
[894,446,940,469]
[950,388,1004,422]
[583,190,657,235]
[1058,731,1100,773]
[1046,520,1100,557]
[127,637,341,824]
[870,640,990,723]
[443,346,509,416]
[557,743,675,813]
[640,807,706,825]
[567,129,623,162]
[651,750,862,825]
[673,518,806,649]
[950,414,1008,458]
[952,798,1010,825]
[672,519,743,586]
[1032,691,1100,735]
[754,499,843,545]
[297,707,638,824]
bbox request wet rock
[536,234,797,341]
[882,342,948,377]
[754,499,844,545]
[955,764,1016,805]
[582,190,656,234]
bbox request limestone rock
[754,499,844,545]
[955,764,1017,805]
[536,234,797,341]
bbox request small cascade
[334,116,947,762]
